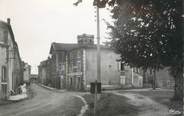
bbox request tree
[104,0,183,100]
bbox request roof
[49,42,113,54]
[51,43,79,51]
[0,20,22,62]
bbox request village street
[0,83,181,116]
[0,84,84,116]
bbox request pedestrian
[20,83,27,94]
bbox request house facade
[0,19,24,99]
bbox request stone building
[39,34,123,90]
[0,19,24,99]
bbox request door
[1,84,7,99]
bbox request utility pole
[93,80,97,116]
[93,6,101,116]
[96,5,101,83]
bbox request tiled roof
[50,42,113,54]
[52,43,79,51]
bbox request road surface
[0,84,83,116]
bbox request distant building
[0,19,24,99]
[38,57,53,87]
[38,60,47,85]
[22,62,31,82]
[39,34,123,90]
[143,67,175,89]
[30,74,38,83]
[128,67,175,89]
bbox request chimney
[7,18,11,24]
[77,34,94,45]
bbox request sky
[0,0,113,74]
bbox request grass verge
[83,93,138,116]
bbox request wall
[67,49,83,90]
[12,47,23,91]
[7,28,14,92]
[0,24,8,99]
[0,43,8,99]
[85,48,121,89]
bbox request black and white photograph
[0,0,183,116]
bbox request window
[0,30,8,44]
[117,61,124,71]
[1,66,7,82]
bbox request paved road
[0,84,83,116]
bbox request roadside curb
[74,95,88,116]
[7,85,34,102]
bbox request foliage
[92,0,183,99]
[108,0,182,69]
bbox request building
[38,57,54,87]
[0,19,24,99]
[30,74,38,83]
[143,67,175,89]
[39,34,124,90]
[38,60,47,85]
[22,62,31,83]
[128,66,175,89]
[120,66,143,88]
